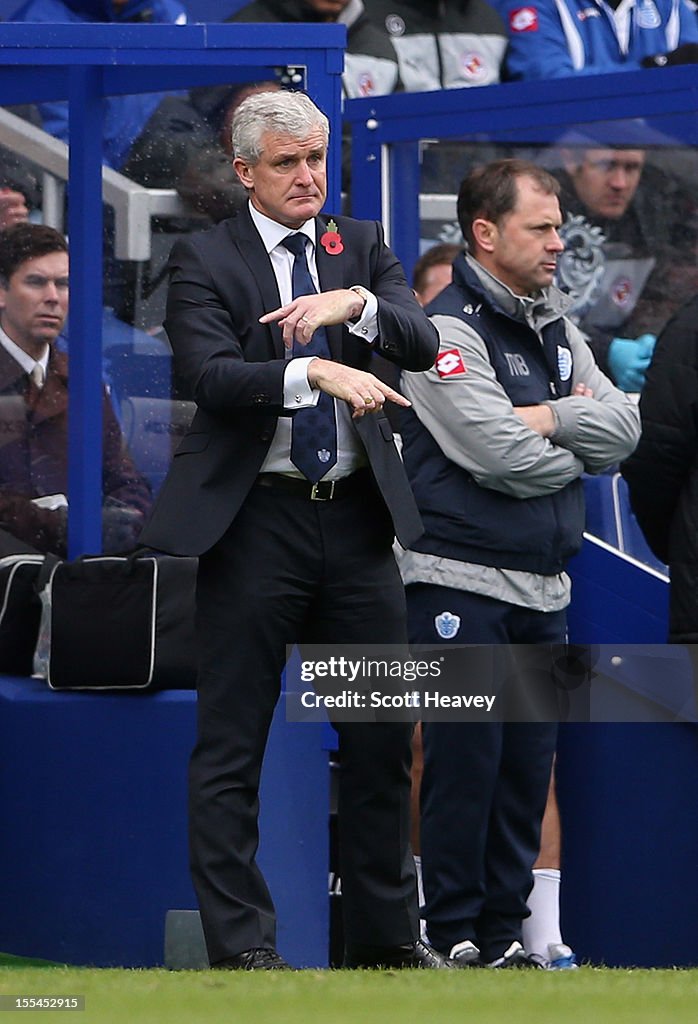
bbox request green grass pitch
[2,962,698,1024]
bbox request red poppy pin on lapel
[320,219,343,255]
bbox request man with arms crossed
[399,159,639,968]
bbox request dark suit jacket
[0,345,151,555]
[141,206,438,556]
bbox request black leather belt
[255,469,370,501]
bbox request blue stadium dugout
[0,13,696,971]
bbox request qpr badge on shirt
[435,611,461,640]
[435,349,467,378]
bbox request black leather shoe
[344,939,457,969]
[212,948,293,971]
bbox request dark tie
[281,233,337,482]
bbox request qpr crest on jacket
[557,346,573,382]
[435,611,461,639]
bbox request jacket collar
[227,205,284,356]
[455,253,574,328]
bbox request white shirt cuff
[283,356,320,408]
[346,287,378,343]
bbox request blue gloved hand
[607,334,656,392]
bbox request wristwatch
[349,285,370,322]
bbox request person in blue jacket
[9,0,188,172]
[498,0,698,80]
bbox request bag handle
[34,549,154,593]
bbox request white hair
[232,90,330,164]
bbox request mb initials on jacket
[504,353,531,376]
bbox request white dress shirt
[0,325,49,383]
[249,203,378,479]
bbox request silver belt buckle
[310,480,335,501]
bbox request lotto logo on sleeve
[435,349,467,378]
[509,6,539,31]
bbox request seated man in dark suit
[140,89,449,970]
[0,223,151,555]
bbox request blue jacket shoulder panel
[500,0,698,80]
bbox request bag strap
[35,553,60,594]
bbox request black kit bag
[0,553,45,676]
[33,551,198,691]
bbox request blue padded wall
[0,677,328,968]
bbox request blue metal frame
[0,23,345,555]
[347,66,698,276]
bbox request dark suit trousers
[190,476,419,963]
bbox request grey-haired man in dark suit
[141,89,450,971]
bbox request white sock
[522,868,563,957]
[414,854,429,941]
